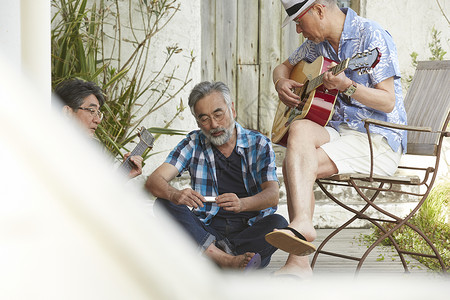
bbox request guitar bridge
[284,108,303,127]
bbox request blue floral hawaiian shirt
[288,8,407,153]
[165,122,278,225]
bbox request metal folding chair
[310,60,450,273]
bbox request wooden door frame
[200,0,361,135]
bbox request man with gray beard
[146,81,287,270]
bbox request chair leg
[407,225,447,272]
[311,215,360,269]
[357,220,410,273]
[315,179,448,273]
[349,182,411,272]
[351,182,447,273]
[312,181,383,271]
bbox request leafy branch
[403,27,447,88]
[51,0,192,163]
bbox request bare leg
[274,255,312,278]
[204,243,255,269]
[282,159,316,241]
[274,120,338,276]
[279,120,337,239]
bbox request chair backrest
[404,60,450,156]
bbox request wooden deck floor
[265,228,432,276]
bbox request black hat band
[286,2,307,17]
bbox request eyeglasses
[78,106,104,120]
[197,110,226,126]
[293,5,324,25]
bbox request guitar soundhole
[282,80,310,128]
[296,80,309,111]
[283,106,290,117]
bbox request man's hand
[216,193,244,213]
[322,63,396,113]
[275,78,304,108]
[170,188,205,209]
[124,152,143,179]
[322,62,352,92]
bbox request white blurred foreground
[0,55,448,300]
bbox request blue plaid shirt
[165,122,278,225]
[288,8,407,153]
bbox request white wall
[362,0,450,79]
[138,0,202,180]
[89,0,202,183]
[362,0,450,181]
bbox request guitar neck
[306,58,350,94]
[119,141,150,174]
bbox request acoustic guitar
[271,48,381,146]
[119,127,155,174]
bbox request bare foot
[274,220,317,242]
[205,244,256,269]
[273,254,312,279]
[237,252,255,269]
[220,252,255,269]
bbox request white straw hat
[281,0,316,27]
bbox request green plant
[361,180,450,271]
[416,179,450,227]
[428,27,448,61]
[404,27,447,88]
[51,0,193,162]
[403,51,419,88]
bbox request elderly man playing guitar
[265,0,407,278]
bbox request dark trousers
[154,198,287,268]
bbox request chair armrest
[363,118,432,132]
[361,118,433,181]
